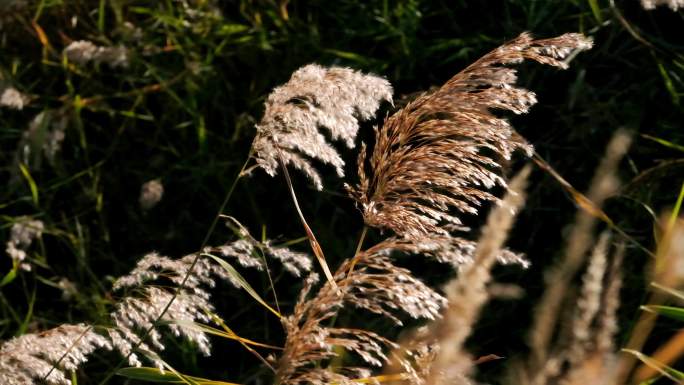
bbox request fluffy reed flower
[0,87,29,110]
[63,40,130,68]
[139,179,164,210]
[517,235,625,385]
[250,64,393,190]
[347,32,592,239]
[109,252,229,367]
[14,110,68,171]
[111,224,311,368]
[529,131,631,370]
[0,324,112,385]
[642,0,684,9]
[0,220,311,383]
[371,235,529,269]
[5,217,44,271]
[276,240,446,385]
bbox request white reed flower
[5,217,44,271]
[0,324,111,385]
[0,87,29,110]
[250,64,393,190]
[642,0,684,9]
[139,179,164,210]
[63,40,130,68]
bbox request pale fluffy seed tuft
[250,64,392,190]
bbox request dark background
[0,1,683,383]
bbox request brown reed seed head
[347,32,592,239]
[251,64,393,190]
[276,240,447,385]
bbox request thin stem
[276,149,338,291]
[97,152,252,385]
[42,326,94,383]
[259,226,281,315]
[345,225,368,279]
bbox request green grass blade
[166,319,281,349]
[116,367,239,385]
[641,305,684,322]
[587,0,603,23]
[0,268,17,287]
[18,163,39,206]
[641,134,684,153]
[203,253,281,318]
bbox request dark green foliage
[0,0,682,383]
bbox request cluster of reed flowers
[0,86,29,110]
[63,40,130,68]
[0,221,311,383]
[641,0,684,10]
[249,32,600,385]
[4,217,43,272]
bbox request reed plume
[641,0,684,10]
[63,40,130,68]
[0,86,29,110]
[5,216,43,272]
[528,130,631,372]
[347,32,592,239]
[276,239,446,385]
[250,64,393,190]
[0,220,310,383]
[110,221,311,368]
[0,324,111,385]
[513,234,625,385]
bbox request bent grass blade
[203,253,281,318]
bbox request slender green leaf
[117,367,239,385]
[167,319,281,349]
[323,49,369,64]
[218,24,249,35]
[641,134,684,153]
[587,0,603,23]
[641,305,684,322]
[203,253,281,318]
[657,61,680,105]
[0,268,17,287]
[18,163,39,206]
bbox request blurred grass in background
[0,0,682,383]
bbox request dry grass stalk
[617,212,684,383]
[347,32,592,240]
[528,130,631,371]
[250,64,392,190]
[500,234,625,385]
[533,236,624,385]
[419,166,531,385]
